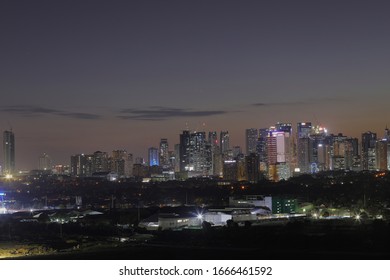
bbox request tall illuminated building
[70,154,93,177]
[308,125,328,172]
[148,147,159,166]
[361,132,377,171]
[3,130,15,175]
[92,151,109,173]
[220,131,230,155]
[208,131,218,152]
[111,150,128,177]
[245,128,258,155]
[257,128,269,172]
[179,130,191,172]
[179,130,211,176]
[276,122,292,134]
[246,153,260,183]
[376,139,387,171]
[39,153,51,171]
[297,122,312,173]
[159,138,169,168]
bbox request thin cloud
[1,105,101,120]
[252,97,344,107]
[57,112,101,120]
[252,101,308,107]
[118,107,229,121]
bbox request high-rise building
[3,130,15,175]
[276,122,292,134]
[179,130,191,172]
[246,153,260,183]
[208,131,219,152]
[220,131,230,155]
[126,153,134,177]
[308,126,328,172]
[297,122,312,173]
[92,151,109,173]
[179,130,212,176]
[111,150,128,177]
[361,132,377,171]
[257,128,269,173]
[70,154,93,177]
[159,139,169,169]
[376,139,388,171]
[245,128,258,155]
[148,147,159,166]
[39,153,51,171]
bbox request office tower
[376,140,388,171]
[246,153,260,183]
[148,147,159,166]
[208,131,219,152]
[3,130,15,175]
[220,131,230,154]
[191,131,210,175]
[245,128,258,155]
[159,139,169,168]
[179,130,211,176]
[213,150,223,177]
[232,146,242,159]
[179,130,191,172]
[297,122,312,173]
[330,133,347,171]
[92,151,109,173]
[39,153,51,171]
[174,144,181,172]
[70,154,93,177]
[361,132,377,171]
[257,128,269,172]
[308,125,328,172]
[111,150,128,177]
[267,129,292,181]
[275,122,292,134]
[126,153,134,177]
[223,160,237,181]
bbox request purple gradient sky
[1,0,390,170]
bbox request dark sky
[1,0,390,169]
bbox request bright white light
[5,174,12,179]
[197,214,203,220]
[355,214,361,220]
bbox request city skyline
[2,0,390,169]
[2,121,390,173]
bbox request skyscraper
[159,139,169,169]
[208,131,219,152]
[3,130,15,175]
[111,150,128,177]
[39,153,51,171]
[179,130,211,175]
[361,132,377,171]
[245,128,258,155]
[297,122,312,173]
[220,131,230,155]
[148,147,159,166]
[376,140,387,171]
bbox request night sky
[1,0,390,170]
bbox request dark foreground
[7,218,390,260]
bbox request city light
[355,214,361,220]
